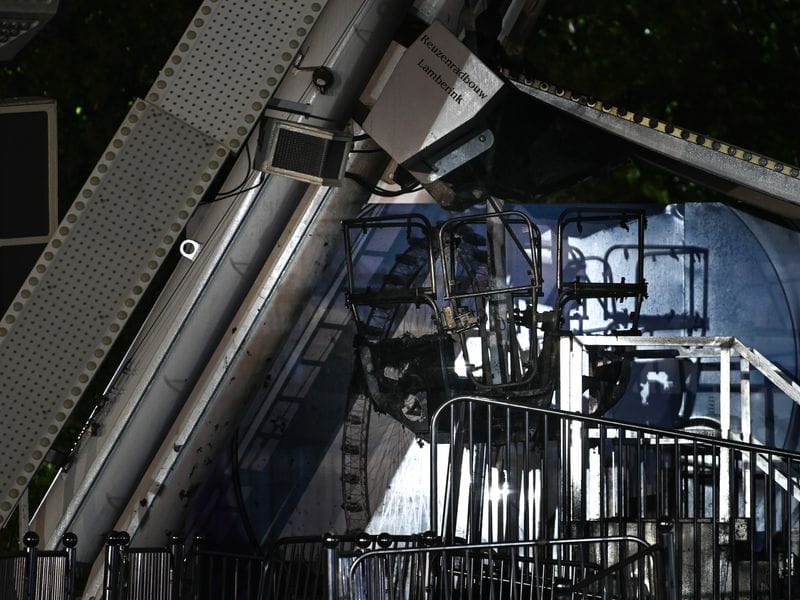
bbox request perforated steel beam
[146,0,328,151]
[0,100,225,524]
[0,0,329,526]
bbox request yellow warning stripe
[504,71,800,179]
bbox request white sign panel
[363,21,504,165]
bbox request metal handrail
[348,534,651,571]
[556,208,646,292]
[347,535,668,600]
[438,210,542,299]
[569,335,800,411]
[343,213,438,300]
[429,393,800,599]
[733,339,800,405]
[566,335,800,500]
[430,395,800,534]
[432,396,800,461]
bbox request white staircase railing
[430,394,800,599]
[561,335,800,516]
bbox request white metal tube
[558,335,572,412]
[740,358,752,517]
[719,347,731,522]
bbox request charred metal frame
[438,211,543,391]
[556,208,648,333]
[343,213,439,337]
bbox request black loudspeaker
[255,119,352,186]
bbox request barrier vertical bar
[719,346,732,522]
[323,533,338,600]
[192,535,207,600]
[103,531,130,600]
[22,531,38,600]
[558,335,572,412]
[740,358,752,517]
[169,534,183,600]
[656,519,678,600]
[570,339,584,523]
[62,532,78,600]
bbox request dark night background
[1,1,799,212]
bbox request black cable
[216,144,253,197]
[202,142,271,205]
[345,171,422,197]
[264,102,338,122]
[206,172,267,204]
[350,133,384,153]
[349,148,385,154]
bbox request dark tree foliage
[524,1,800,204]
[2,1,799,209]
[0,0,198,214]
[529,1,800,163]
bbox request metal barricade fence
[431,396,800,599]
[348,536,666,600]
[260,536,325,600]
[101,531,424,599]
[261,533,421,600]
[124,548,173,600]
[186,544,265,600]
[93,387,800,598]
[102,533,268,600]
[0,532,77,600]
[33,552,72,600]
[0,552,25,600]
[103,532,173,600]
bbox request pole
[62,532,78,600]
[103,530,130,600]
[22,531,38,600]
[323,532,339,600]
[657,519,678,600]
[169,534,184,600]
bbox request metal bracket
[407,129,494,183]
[179,239,203,261]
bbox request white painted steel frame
[0,0,331,528]
[561,334,800,527]
[0,100,226,525]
